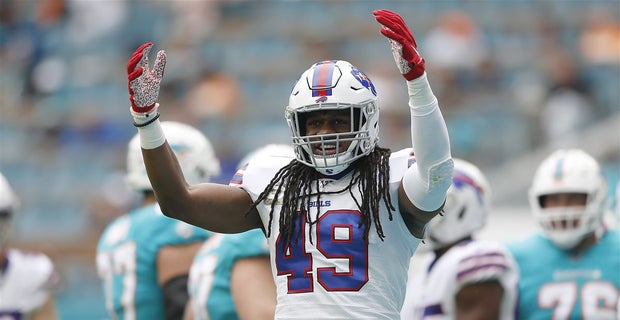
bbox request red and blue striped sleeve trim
[229,166,247,186]
[456,252,509,281]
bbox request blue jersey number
[275,210,369,293]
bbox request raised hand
[127,42,166,119]
[373,9,425,81]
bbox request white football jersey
[401,240,518,320]
[0,249,58,316]
[238,148,422,319]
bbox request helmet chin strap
[545,231,587,250]
[317,162,357,178]
[311,145,357,176]
[316,165,349,176]
[543,219,591,250]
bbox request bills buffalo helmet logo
[315,96,328,103]
[350,66,377,96]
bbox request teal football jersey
[507,228,620,320]
[187,229,269,320]
[96,204,211,320]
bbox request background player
[401,158,519,320]
[507,148,619,319]
[96,121,220,320]
[0,171,60,319]
[185,144,294,320]
[125,9,453,319]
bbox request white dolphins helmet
[237,144,295,170]
[126,121,221,191]
[529,149,607,249]
[0,172,20,247]
[425,158,491,250]
[285,60,380,175]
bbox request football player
[507,149,620,319]
[125,9,454,319]
[401,159,519,320]
[184,144,294,320]
[96,121,220,320]
[0,171,60,319]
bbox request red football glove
[373,9,425,81]
[127,42,166,116]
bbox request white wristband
[138,118,166,149]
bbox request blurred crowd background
[0,0,618,318]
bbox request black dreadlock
[248,147,395,250]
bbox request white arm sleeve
[402,73,453,212]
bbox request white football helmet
[126,121,221,191]
[285,60,380,175]
[529,149,607,249]
[237,144,295,170]
[0,171,19,247]
[425,158,491,250]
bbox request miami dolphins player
[507,149,620,319]
[185,144,294,320]
[96,121,220,320]
[0,171,60,320]
[124,9,454,319]
[401,158,519,320]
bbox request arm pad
[403,159,453,212]
[403,73,453,212]
[162,274,190,320]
